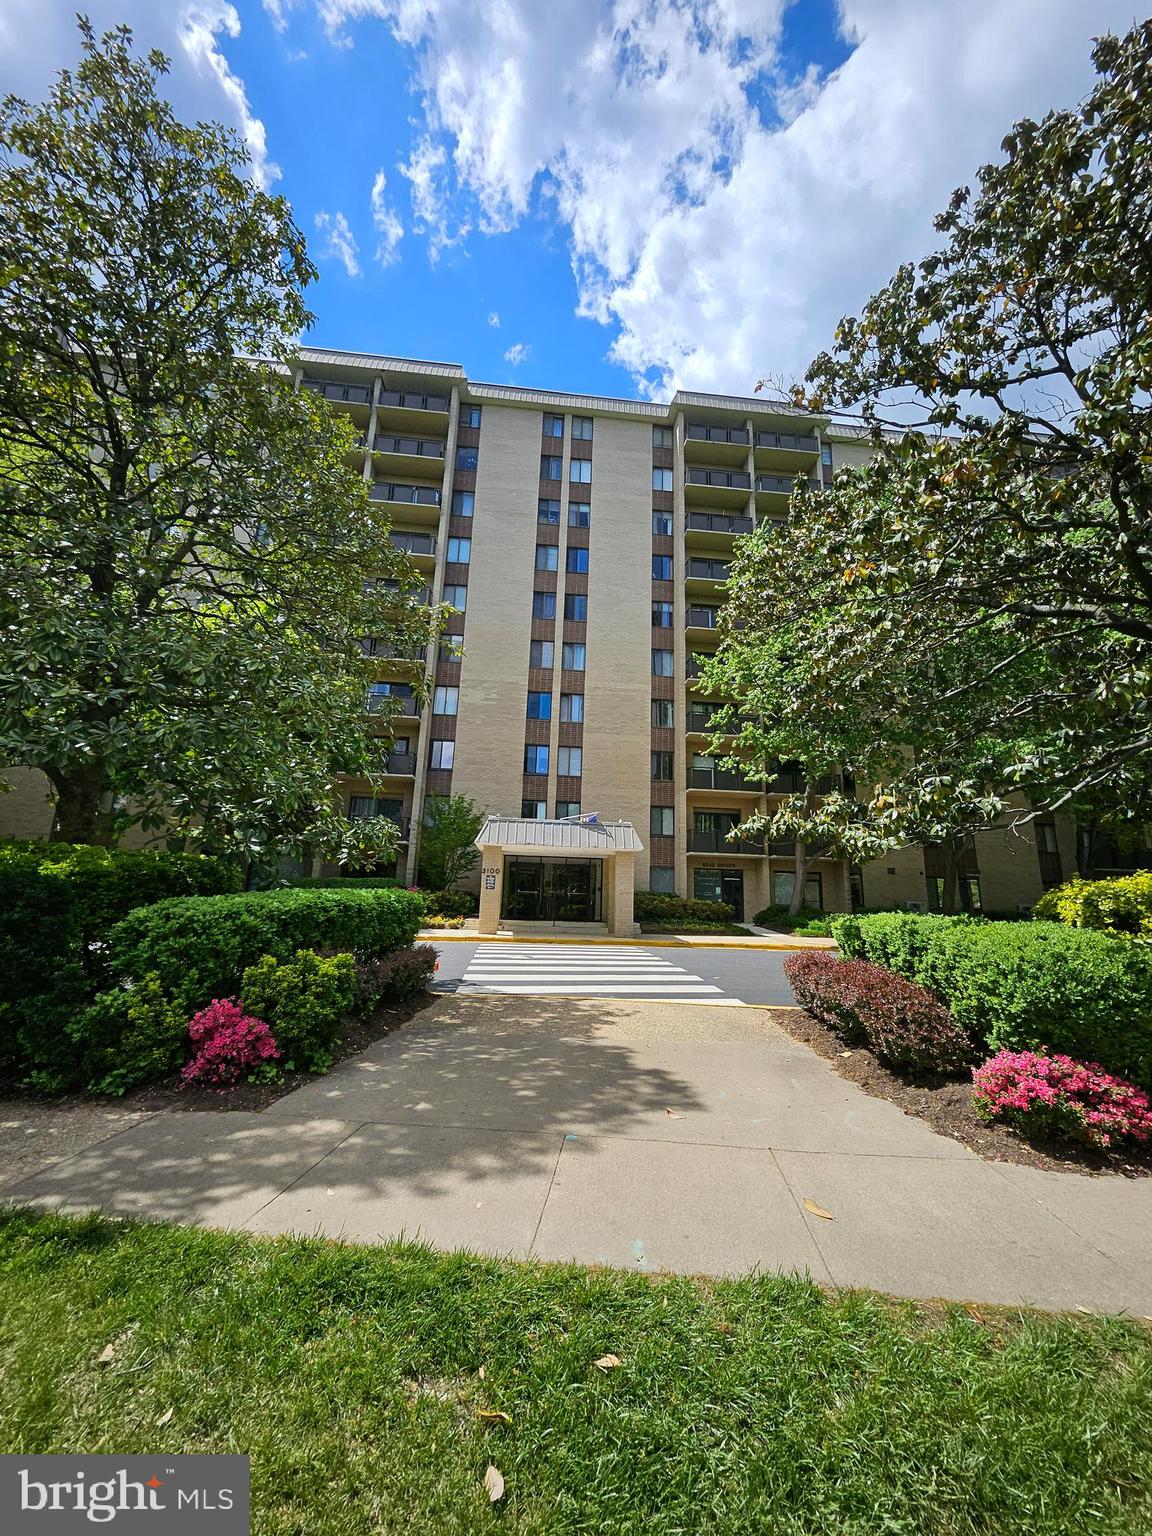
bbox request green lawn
[1,1208,1150,1535]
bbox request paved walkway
[5,996,1151,1315]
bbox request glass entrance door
[502,858,603,922]
[692,867,745,920]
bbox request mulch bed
[2,993,438,1117]
[769,1005,1152,1179]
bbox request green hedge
[1034,872,1152,941]
[104,886,425,1014]
[831,911,1152,1089]
[284,875,405,891]
[635,892,737,925]
[241,951,358,1073]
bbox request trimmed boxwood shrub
[285,875,404,891]
[832,911,1152,1090]
[420,888,478,918]
[1034,872,1152,941]
[634,892,736,925]
[64,974,186,1097]
[105,886,425,1014]
[355,944,439,1008]
[784,951,970,1073]
[240,950,358,1073]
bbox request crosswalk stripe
[453,942,736,1001]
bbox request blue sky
[0,0,1133,399]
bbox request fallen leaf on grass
[155,1407,174,1428]
[477,1410,511,1425]
[483,1465,505,1503]
[96,1343,118,1366]
[803,1199,835,1221]
[664,1109,683,1118]
[477,1365,486,1380]
[593,1354,622,1371]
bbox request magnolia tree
[0,22,437,859]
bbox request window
[440,633,464,661]
[538,499,561,524]
[529,639,554,669]
[560,692,584,722]
[649,866,676,893]
[650,806,675,836]
[653,426,673,449]
[556,801,581,818]
[570,458,592,484]
[430,739,455,770]
[849,870,865,912]
[652,512,673,536]
[773,871,823,910]
[652,467,673,492]
[651,698,673,727]
[652,601,673,627]
[568,502,590,527]
[566,546,589,574]
[443,584,467,611]
[652,555,673,580]
[535,543,559,571]
[532,591,556,619]
[540,455,563,480]
[651,751,674,780]
[524,744,549,775]
[652,648,674,676]
[557,746,582,776]
[526,690,552,720]
[451,490,474,517]
[456,447,479,472]
[564,593,587,621]
[562,642,586,671]
[462,405,482,428]
[543,413,565,438]
[1035,822,1059,854]
[522,799,547,819]
[821,443,833,467]
[572,415,593,440]
[446,536,471,564]
[433,685,458,715]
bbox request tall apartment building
[295,346,1072,922]
[0,344,1085,918]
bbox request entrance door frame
[500,855,604,924]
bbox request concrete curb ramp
[5,996,1149,1317]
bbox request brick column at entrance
[610,849,636,937]
[477,845,504,935]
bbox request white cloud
[0,1,278,188]
[370,169,404,266]
[314,210,362,277]
[487,311,501,328]
[302,0,1136,395]
[503,342,531,366]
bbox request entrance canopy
[473,818,644,937]
[473,817,643,854]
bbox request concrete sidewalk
[5,996,1151,1315]
[419,927,835,949]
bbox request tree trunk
[938,840,960,915]
[789,843,814,915]
[47,761,112,845]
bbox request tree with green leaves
[416,794,485,891]
[714,17,1152,892]
[0,20,435,859]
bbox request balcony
[384,751,417,776]
[684,422,750,468]
[375,387,451,432]
[688,767,760,792]
[358,638,426,662]
[367,687,418,716]
[373,435,446,476]
[752,429,820,472]
[685,557,731,591]
[389,529,437,561]
[684,511,753,549]
[370,481,442,525]
[688,828,763,855]
[686,702,737,734]
[685,606,721,639]
[755,473,819,513]
[685,467,752,509]
[301,378,373,411]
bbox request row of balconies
[684,425,819,453]
[301,379,450,414]
[686,830,803,855]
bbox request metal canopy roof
[475,817,644,853]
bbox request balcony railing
[756,473,817,495]
[358,638,426,660]
[301,379,372,405]
[367,689,417,714]
[688,828,763,854]
[754,430,818,453]
[685,512,753,535]
[385,752,417,775]
[378,388,449,412]
[686,469,751,489]
[686,558,731,581]
[687,703,736,731]
[687,606,721,629]
[686,424,750,445]
[689,767,757,791]
[767,770,847,794]
[369,482,441,506]
[374,436,445,458]
[389,531,437,555]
